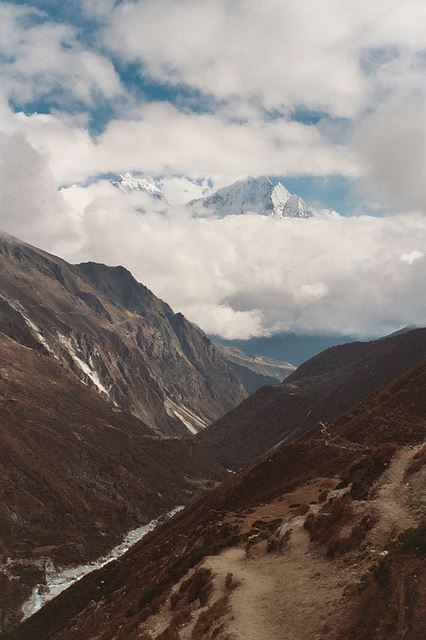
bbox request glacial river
[21,505,185,619]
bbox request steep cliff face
[198,328,426,469]
[0,234,247,435]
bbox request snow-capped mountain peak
[270,181,291,217]
[187,176,315,218]
[111,173,166,201]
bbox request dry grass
[191,595,230,640]
[170,567,213,610]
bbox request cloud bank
[0,1,426,340]
[59,181,426,339]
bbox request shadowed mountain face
[6,355,426,640]
[198,328,426,469]
[0,331,227,632]
[0,234,247,436]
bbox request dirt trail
[369,444,422,544]
[202,444,424,640]
[204,521,353,640]
[140,444,424,640]
[318,421,370,452]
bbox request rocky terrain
[0,331,226,632]
[214,344,295,393]
[4,354,426,640]
[198,328,426,469]
[0,233,248,436]
[217,344,295,383]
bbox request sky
[0,0,426,339]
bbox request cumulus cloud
[57,183,426,339]
[0,3,122,107]
[401,250,424,265]
[0,101,355,187]
[0,132,77,251]
[355,98,426,213]
[102,0,426,117]
[1,1,426,343]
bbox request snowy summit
[111,173,166,203]
[188,176,316,218]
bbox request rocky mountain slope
[217,344,295,382]
[6,355,426,640]
[0,233,247,435]
[198,328,426,469]
[188,176,316,218]
[0,331,226,632]
[215,344,295,393]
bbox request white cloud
[80,0,118,21]
[354,98,426,213]
[401,250,424,265]
[102,0,426,118]
[1,1,426,344]
[183,304,265,340]
[0,132,77,251]
[0,101,355,186]
[0,127,424,341]
[158,176,213,205]
[95,103,356,182]
[56,183,426,339]
[0,2,122,107]
[293,283,329,306]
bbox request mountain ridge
[187,176,317,218]
[0,233,247,435]
[110,173,320,219]
[6,353,426,640]
[0,330,226,632]
[198,327,426,469]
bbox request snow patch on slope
[111,173,166,200]
[57,333,111,398]
[164,397,208,434]
[0,294,54,354]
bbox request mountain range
[198,327,426,469]
[0,233,256,436]
[6,331,426,640]
[0,232,292,632]
[2,234,426,640]
[188,176,316,218]
[0,330,225,631]
[111,174,318,219]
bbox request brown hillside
[0,332,226,632]
[6,357,426,640]
[0,233,247,436]
[198,328,426,468]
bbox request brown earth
[0,233,248,435]
[5,357,426,640]
[0,331,226,632]
[198,327,426,468]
